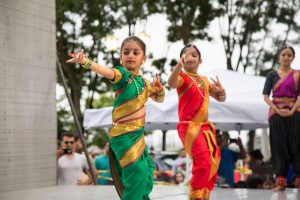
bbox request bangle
[81,58,92,69]
[156,88,165,97]
[218,91,226,96]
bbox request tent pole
[162,130,167,151]
[56,55,97,185]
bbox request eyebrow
[123,48,141,51]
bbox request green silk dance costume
[109,66,164,200]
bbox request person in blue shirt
[94,141,112,185]
[217,131,246,188]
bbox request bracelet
[81,58,92,69]
[156,88,165,97]
[218,91,226,96]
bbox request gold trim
[192,87,209,123]
[184,123,202,158]
[203,130,220,179]
[119,136,146,168]
[189,187,205,199]
[109,149,124,198]
[110,118,145,137]
[273,97,296,103]
[185,71,198,77]
[110,68,122,83]
[179,83,193,98]
[112,88,147,121]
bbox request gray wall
[0,0,57,192]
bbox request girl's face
[279,48,294,67]
[183,46,201,73]
[120,41,146,73]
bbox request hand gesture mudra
[66,49,86,64]
[210,76,224,93]
[151,74,163,93]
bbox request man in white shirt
[57,133,92,185]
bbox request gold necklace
[132,75,146,103]
[186,73,208,100]
[131,75,141,95]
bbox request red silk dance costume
[176,72,220,200]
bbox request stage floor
[1,185,299,200]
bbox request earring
[120,60,123,65]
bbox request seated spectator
[173,171,185,185]
[246,174,263,189]
[263,175,275,189]
[149,152,160,171]
[172,149,186,175]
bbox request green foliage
[56,0,160,139]
[56,95,76,139]
[56,0,300,143]
[87,128,109,148]
[162,0,216,44]
[215,0,300,73]
[88,93,115,108]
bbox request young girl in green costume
[66,36,165,200]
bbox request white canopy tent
[83,69,269,131]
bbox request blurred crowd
[56,131,298,189]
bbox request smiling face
[181,46,202,73]
[120,40,146,74]
[279,47,294,68]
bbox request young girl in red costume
[168,44,226,200]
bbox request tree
[56,0,160,135]
[259,0,300,74]
[56,0,117,134]
[215,0,300,73]
[161,0,216,45]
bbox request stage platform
[1,185,299,200]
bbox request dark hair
[246,174,263,189]
[60,132,75,140]
[74,135,81,141]
[250,149,264,160]
[174,171,185,184]
[279,45,295,58]
[180,43,201,58]
[120,36,146,55]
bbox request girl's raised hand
[210,76,224,92]
[66,49,85,64]
[179,54,186,67]
[151,74,163,93]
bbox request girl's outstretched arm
[66,49,115,80]
[168,55,185,88]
